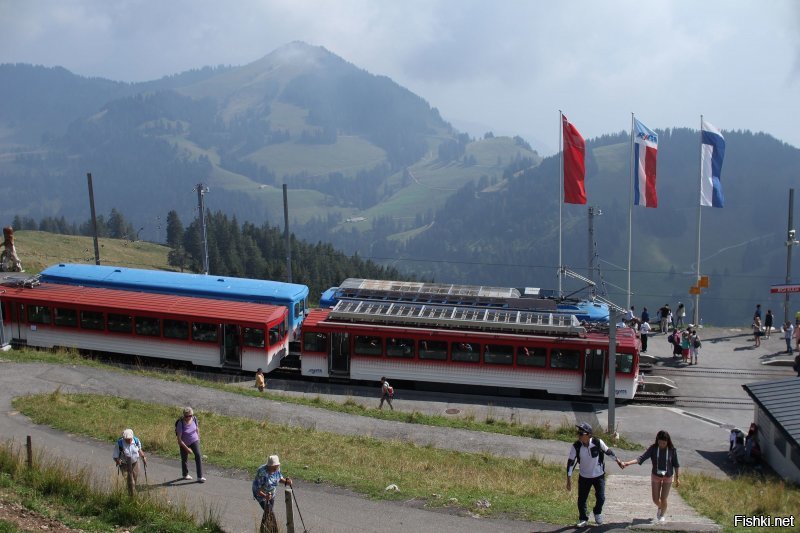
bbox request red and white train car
[1,283,289,372]
[301,300,640,399]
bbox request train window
[135,316,161,337]
[303,332,328,352]
[80,311,104,330]
[294,302,303,319]
[615,353,634,373]
[243,327,265,348]
[517,346,547,367]
[354,335,383,356]
[269,323,285,346]
[386,337,414,358]
[192,322,219,343]
[419,340,447,360]
[107,314,133,333]
[27,305,51,325]
[163,319,189,340]
[550,349,581,370]
[451,342,480,363]
[53,308,78,328]
[484,344,513,365]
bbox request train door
[221,324,241,367]
[329,332,350,376]
[10,302,26,343]
[583,348,605,393]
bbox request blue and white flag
[700,120,725,207]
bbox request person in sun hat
[566,422,623,527]
[252,454,292,532]
[112,428,146,486]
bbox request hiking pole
[291,486,309,533]
[143,458,149,485]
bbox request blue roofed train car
[39,264,309,340]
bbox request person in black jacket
[620,430,680,524]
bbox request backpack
[572,437,605,468]
[175,415,198,432]
[117,436,141,457]
[694,339,701,348]
[667,333,675,344]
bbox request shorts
[681,348,689,356]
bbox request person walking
[176,407,205,482]
[619,430,680,524]
[379,377,394,410]
[753,316,763,348]
[764,310,774,339]
[252,455,292,533]
[112,428,147,487]
[566,422,623,527]
[639,320,651,353]
[782,321,794,354]
[255,368,266,392]
[659,304,670,333]
[689,329,700,365]
[675,303,686,328]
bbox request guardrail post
[26,435,32,469]
[285,488,295,533]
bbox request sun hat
[267,455,280,467]
[122,428,134,440]
[575,422,593,435]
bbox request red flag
[562,115,586,204]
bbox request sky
[1,0,799,154]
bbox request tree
[166,210,185,248]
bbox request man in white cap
[113,428,146,486]
[566,422,623,527]
[252,455,292,532]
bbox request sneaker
[576,519,589,527]
[659,515,666,523]
[198,477,206,483]
[182,474,193,480]
[594,513,604,525]
[655,508,662,521]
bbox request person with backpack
[566,422,623,527]
[379,377,394,410]
[252,454,292,533]
[619,430,680,524]
[112,428,146,486]
[667,328,682,359]
[176,407,205,482]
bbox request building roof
[742,377,800,449]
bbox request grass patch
[15,391,580,523]
[679,472,800,533]
[0,439,222,532]
[2,348,641,450]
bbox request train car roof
[303,308,637,348]
[3,283,287,324]
[40,264,309,302]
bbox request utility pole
[588,206,602,295]
[283,184,292,283]
[785,189,797,324]
[607,311,621,436]
[195,184,210,275]
[86,173,101,265]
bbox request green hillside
[12,231,171,274]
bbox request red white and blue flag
[633,119,658,208]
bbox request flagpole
[627,113,634,309]
[694,115,703,326]
[559,110,564,298]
